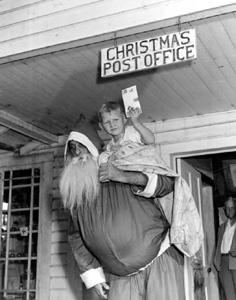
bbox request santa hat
[64,114,104,160]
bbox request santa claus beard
[59,153,100,212]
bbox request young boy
[98,101,155,165]
[97,102,203,259]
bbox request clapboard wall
[48,144,82,300]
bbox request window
[0,157,52,300]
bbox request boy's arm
[129,107,155,145]
[133,121,155,145]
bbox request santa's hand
[99,163,124,182]
[230,249,236,257]
[93,282,109,299]
[100,163,147,185]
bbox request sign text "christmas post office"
[101,29,196,77]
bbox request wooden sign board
[101,29,197,77]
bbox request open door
[177,158,219,300]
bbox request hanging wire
[113,32,118,48]
[177,16,182,32]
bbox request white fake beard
[59,153,100,212]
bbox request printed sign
[101,29,197,77]
[20,226,29,236]
[121,85,142,118]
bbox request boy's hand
[128,106,141,125]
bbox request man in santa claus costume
[59,116,185,300]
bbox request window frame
[0,153,53,300]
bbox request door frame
[170,147,236,173]
[170,146,236,300]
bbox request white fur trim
[80,267,106,289]
[64,131,99,160]
[132,173,158,198]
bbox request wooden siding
[154,110,236,166]
[50,144,83,300]
[1,0,236,62]
[50,146,69,299]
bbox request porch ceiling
[1,11,236,153]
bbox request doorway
[176,151,236,300]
